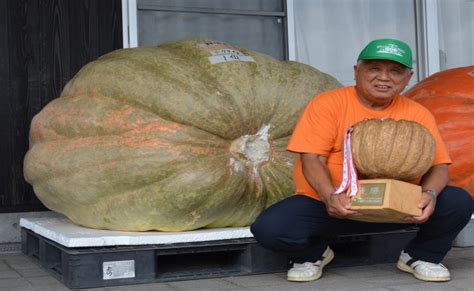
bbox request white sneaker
[287,247,334,282]
[396,250,450,282]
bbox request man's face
[354,60,413,109]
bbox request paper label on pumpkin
[208,54,255,64]
[197,42,255,64]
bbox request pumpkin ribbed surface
[23,39,342,231]
[404,66,474,196]
[351,119,435,181]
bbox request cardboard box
[349,179,422,224]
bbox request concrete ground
[0,246,473,291]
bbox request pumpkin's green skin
[24,39,342,231]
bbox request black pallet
[328,228,418,268]
[21,227,418,289]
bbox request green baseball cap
[357,39,413,69]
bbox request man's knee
[250,214,268,242]
[251,210,311,252]
[251,212,286,250]
[439,186,473,222]
[251,195,329,252]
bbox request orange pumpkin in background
[404,66,474,197]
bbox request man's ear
[406,70,414,82]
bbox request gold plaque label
[351,183,386,206]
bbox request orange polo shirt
[287,86,452,201]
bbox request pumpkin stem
[230,124,271,166]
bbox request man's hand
[301,153,361,220]
[320,192,361,219]
[405,191,436,224]
[405,164,448,224]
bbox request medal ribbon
[334,127,359,197]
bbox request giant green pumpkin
[24,39,342,231]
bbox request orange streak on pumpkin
[64,137,101,151]
[102,107,146,132]
[118,122,183,149]
[49,110,70,126]
[139,121,181,134]
[119,137,166,148]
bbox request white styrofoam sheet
[453,214,474,247]
[19,216,253,248]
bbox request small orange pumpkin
[404,66,474,197]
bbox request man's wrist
[319,190,337,202]
[320,191,334,200]
[422,189,437,200]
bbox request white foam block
[453,214,474,247]
[20,216,253,248]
